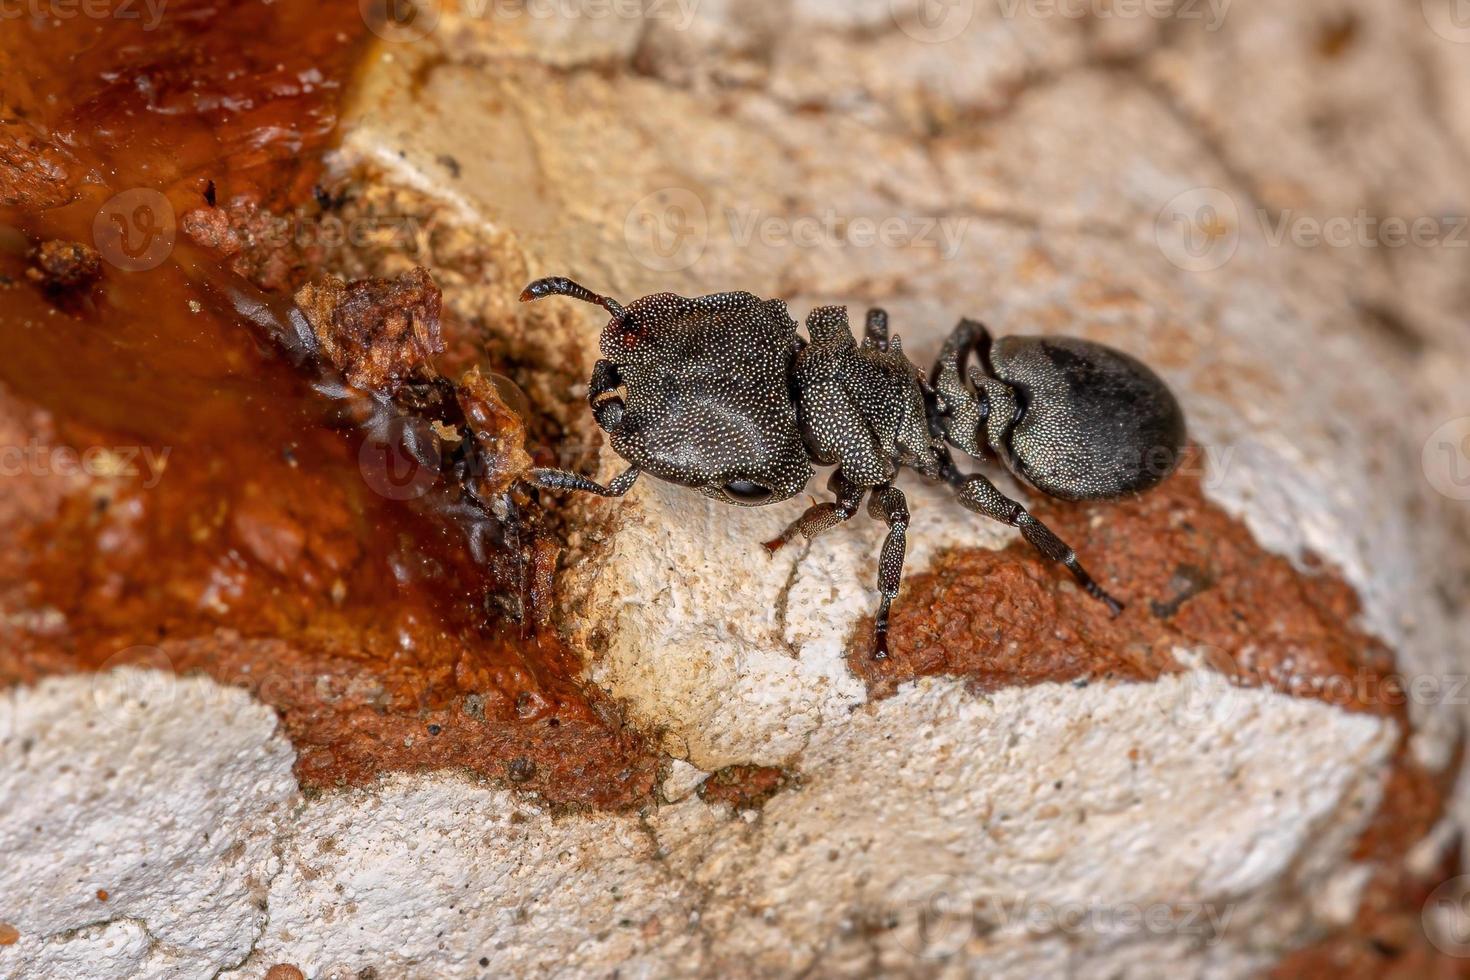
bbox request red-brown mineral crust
[295,267,445,392]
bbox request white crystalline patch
[237,774,701,979]
[649,675,1397,974]
[1,669,1396,978]
[0,669,297,979]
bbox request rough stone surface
[337,0,1469,767]
[0,669,1399,978]
[0,671,297,978]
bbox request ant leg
[763,472,864,553]
[864,308,890,351]
[952,471,1123,615]
[529,466,640,497]
[866,484,909,661]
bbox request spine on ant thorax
[930,328,1015,466]
[792,308,947,484]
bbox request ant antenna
[520,277,626,316]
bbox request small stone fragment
[181,199,325,292]
[697,765,792,811]
[456,366,533,499]
[0,923,18,945]
[293,267,445,392]
[462,694,486,721]
[25,240,101,293]
[0,120,78,209]
[1150,563,1216,620]
[506,756,536,783]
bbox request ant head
[520,277,813,506]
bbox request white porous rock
[0,670,1401,978]
[0,670,297,979]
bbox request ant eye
[723,479,773,503]
[611,314,645,349]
